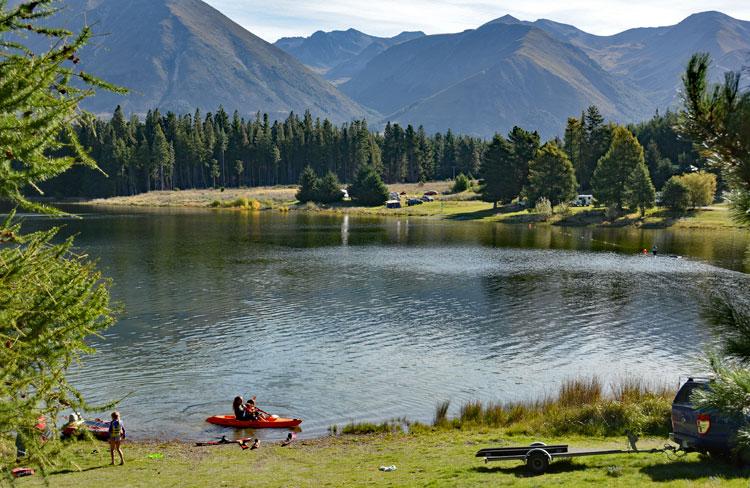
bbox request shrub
[452,173,470,193]
[674,171,717,208]
[533,197,553,220]
[605,205,623,221]
[661,177,691,213]
[348,165,389,206]
[556,202,572,217]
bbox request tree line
[43,107,485,198]
[477,105,714,216]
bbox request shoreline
[74,186,748,231]
[13,431,748,487]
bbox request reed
[437,376,674,437]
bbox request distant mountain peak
[495,14,521,23]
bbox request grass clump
[437,376,673,437]
[334,419,406,435]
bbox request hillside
[341,23,649,137]
[491,11,750,110]
[35,0,371,121]
[275,29,424,83]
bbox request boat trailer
[476,432,681,475]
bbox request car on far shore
[407,198,423,206]
[423,190,439,196]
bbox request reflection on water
[18,207,750,441]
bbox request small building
[386,200,401,209]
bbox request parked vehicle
[386,200,401,209]
[420,195,434,202]
[572,194,594,206]
[670,377,748,457]
[423,190,439,196]
[407,198,423,206]
[388,191,400,201]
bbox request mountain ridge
[26,0,373,122]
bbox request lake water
[19,207,750,441]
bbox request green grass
[7,378,746,486]
[12,431,750,487]
[90,186,746,230]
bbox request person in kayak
[108,411,125,466]
[233,396,251,420]
[244,397,268,421]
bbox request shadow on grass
[641,459,750,482]
[470,459,586,478]
[445,208,501,221]
[446,203,542,222]
[638,209,695,229]
[554,208,606,227]
[52,464,108,475]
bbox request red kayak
[61,419,110,441]
[206,415,302,429]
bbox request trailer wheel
[526,450,550,475]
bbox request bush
[556,202,572,217]
[317,171,344,204]
[348,165,389,206]
[452,173,470,193]
[674,171,717,208]
[533,197,553,220]
[661,177,691,213]
[296,166,320,203]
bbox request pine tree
[348,165,389,206]
[579,106,612,191]
[0,0,119,470]
[592,126,647,209]
[479,134,515,207]
[563,116,583,184]
[296,165,320,203]
[318,171,344,204]
[625,161,656,217]
[526,142,578,207]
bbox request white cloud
[203,0,750,43]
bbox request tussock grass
[438,376,674,437]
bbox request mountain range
[19,0,371,122]
[14,1,750,137]
[329,11,750,137]
[274,29,425,84]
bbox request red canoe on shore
[206,415,302,429]
[61,419,110,441]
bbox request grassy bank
[11,431,749,487]
[87,185,745,230]
[12,377,748,486]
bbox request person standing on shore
[109,411,125,466]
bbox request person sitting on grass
[109,411,125,466]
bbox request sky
[203,0,750,43]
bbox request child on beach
[108,411,125,466]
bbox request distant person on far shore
[109,411,125,466]
[651,245,658,256]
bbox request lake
[19,207,750,441]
